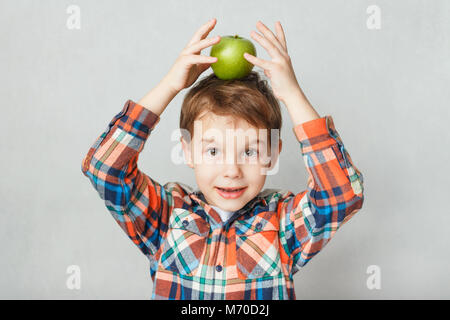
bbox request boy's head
[180,71,283,212]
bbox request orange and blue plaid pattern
[81,100,364,299]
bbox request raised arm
[81,98,172,259]
[280,115,364,273]
[243,20,364,273]
[81,18,222,259]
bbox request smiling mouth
[217,186,246,191]
[215,186,247,199]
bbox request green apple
[210,35,257,80]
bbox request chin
[222,197,253,212]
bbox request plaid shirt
[81,99,364,300]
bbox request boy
[81,19,364,299]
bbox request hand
[243,21,301,104]
[164,18,221,93]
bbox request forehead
[200,112,252,129]
[193,112,266,143]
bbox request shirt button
[216,265,223,272]
[255,222,263,231]
[182,220,189,227]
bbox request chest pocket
[159,208,209,277]
[234,211,282,279]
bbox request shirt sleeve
[278,115,364,274]
[81,99,172,259]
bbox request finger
[256,21,286,55]
[275,21,287,52]
[250,30,283,59]
[184,36,221,55]
[186,18,217,47]
[243,52,272,70]
[185,54,218,65]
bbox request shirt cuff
[119,99,161,133]
[292,115,339,153]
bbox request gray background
[1,0,449,299]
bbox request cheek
[242,166,267,183]
[194,164,217,184]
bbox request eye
[244,149,258,157]
[206,147,219,157]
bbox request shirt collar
[188,189,268,226]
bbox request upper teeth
[221,188,241,192]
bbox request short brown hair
[179,71,282,147]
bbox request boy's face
[181,112,282,212]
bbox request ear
[180,136,194,169]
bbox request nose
[222,160,243,179]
